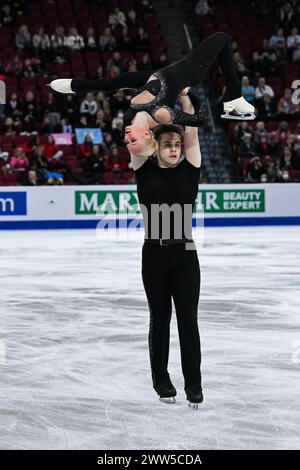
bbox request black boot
[185,385,203,408]
[154,375,177,399]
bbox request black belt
[144,238,194,246]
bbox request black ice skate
[155,377,177,404]
[186,389,203,410]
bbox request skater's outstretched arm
[180,90,201,168]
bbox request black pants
[72,32,240,101]
[141,242,202,396]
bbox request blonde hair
[131,136,158,158]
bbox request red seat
[102,172,116,184]
[19,77,36,91]
[4,171,22,185]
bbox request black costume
[136,156,202,403]
[71,32,241,129]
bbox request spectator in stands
[10,147,29,172]
[81,144,106,184]
[51,26,67,48]
[15,25,31,52]
[138,0,155,16]
[241,76,255,103]
[0,3,14,26]
[80,134,93,158]
[287,27,300,49]
[66,27,85,50]
[22,58,35,77]
[234,122,254,144]
[134,26,151,52]
[255,77,275,101]
[22,134,39,158]
[117,27,134,51]
[103,132,115,153]
[261,50,282,76]
[6,92,23,120]
[80,92,98,124]
[256,135,271,158]
[154,52,168,68]
[22,90,40,121]
[126,9,139,28]
[274,39,287,62]
[112,120,125,147]
[85,27,97,50]
[278,169,290,182]
[60,94,79,126]
[108,6,127,30]
[263,155,278,182]
[60,117,73,134]
[39,115,57,134]
[246,156,265,183]
[3,116,17,136]
[238,134,257,158]
[33,27,50,52]
[278,2,295,27]
[47,40,68,64]
[44,135,64,161]
[291,135,300,169]
[280,146,294,172]
[28,145,49,185]
[95,92,111,116]
[253,121,269,144]
[139,52,152,71]
[233,51,249,79]
[277,88,300,116]
[292,43,300,62]
[78,115,88,128]
[109,89,130,116]
[4,55,23,76]
[106,51,126,75]
[257,94,277,120]
[99,27,117,52]
[269,27,285,49]
[248,51,263,77]
[95,109,110,132]
[194,0,213,16]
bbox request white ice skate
[222,96,255,120]
[48,79,75,94]
[159,396,176,404]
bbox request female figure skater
[50,32,255,158]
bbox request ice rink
[0,225,299,450]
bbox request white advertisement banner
[0,184,299,228]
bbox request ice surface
[0,226,299,450]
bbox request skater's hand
[179,87,190,97]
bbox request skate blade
[221,112,256,121]
[188,402,200,410]
[159,396,176,404]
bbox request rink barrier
[0,184,300,229]
[0,216,300,230]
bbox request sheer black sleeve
[173,91,204,127]
[71,71,154,93]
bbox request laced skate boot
[48,79,75,94]
[186,388,203,410]
[222,96,255,120]
[155,376,177,404]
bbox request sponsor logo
[0,192,27,215]
[76,189,265,215]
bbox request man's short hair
[153,124,185,141]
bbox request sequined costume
[71,32,241,128]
